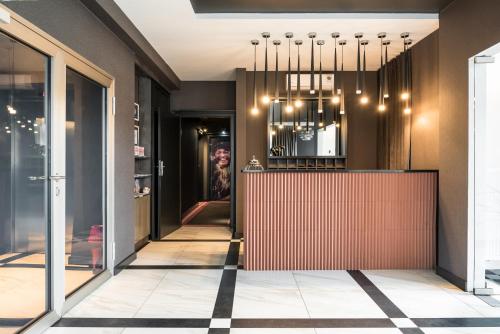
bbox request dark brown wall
[244,71,378,169]
[438,0,500,286]
[171,81,236,111]
[411,30,439,170]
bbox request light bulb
[7,105,16,115]
[360,96,369,105]
[404,107,412,115]
[318,108,323,114]
[310,89,316,94]
[331,95,340,104]
[401,92,410,101]
[6,130,11,134]
[294,100,303,108]
[28,128,33,131]
[296,125,302,131]
[271,129,276,136]
[318,121,324,127]
[262,95,270,104]
[16,120,20,124]
[34,131,38,134]
[378,104,386,112]
[20,124,25,128]
[278,124,284,129]
[4,126,8,130]
[34,123,38,127]
[384,93,389,99]
[340,110,345,115]
[356,89,362,95]
[286,105,293,113]
[274,98,280,104]
[335,123,340,128]
[251,107,259,115]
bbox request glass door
[472,49,500,294]
[0,32,50,333]
[64,68,106,296]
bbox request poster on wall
[209,136,231,201]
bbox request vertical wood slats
[243,172,437,271]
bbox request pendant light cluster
[249,31,414,125]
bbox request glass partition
[65,68,106,295]
[0,32,50,333]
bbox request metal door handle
[158,160,164,176]
[49,175,66,181]
[28,176,46,181]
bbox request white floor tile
[236,271,298,289]
[381,289,483,318]
[293,271,366,290]
[232,288,309,318]
[422,328,500,334]
[231,329,316,334]
[43,328,123,334]
[315,330,402,334]
[122,329,208,334]
[157,269,222,290]
[299,288,387,318]
[135,288,218,318]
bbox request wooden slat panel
[243,172,437,270]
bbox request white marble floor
[33,227,500,334]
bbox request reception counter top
[243,170,437,270]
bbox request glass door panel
[0,32,50,333]
[65,68,106,295]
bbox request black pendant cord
[317,40,324,128]
[355,33,362,94]
[274,40,280,103]
[339,40,346,115]
[332,33,339,125]
[253,43,258,110]
[272,101,275,127]
[263,34,269,100]
[306,99,310,131]
[384,41,390,99]
[362,42,367,95]
[9,40,15,110]
[296,41,301,130]
[378,34,384,107]
[308,32,316,94]
[286,33,293,110]
[279,102,283,127]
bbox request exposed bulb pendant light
[261,32,271,104]
[294,40,303,108]
[360,40,369,105]
[308,32,317,94]
[355,33,363,95]
[377,33,387,112]
[295,40,303,131]
[317,40,325,118]
[400,32,410,102]
[331,33,340,106]
[251,39,259,115]
[273,40,281,104]
[383,40,390,99]
[339,40,346,115]
[285,32,294,114]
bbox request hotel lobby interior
[2,0,500,333]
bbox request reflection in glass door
[65,68,106,295]
[0,33,50,332]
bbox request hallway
[44,227,500,334]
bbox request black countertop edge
[241,169,438,174]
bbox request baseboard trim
[114,251,138,275]
[436,266,467,291]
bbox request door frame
[177,110,236,236]
[467,42,500,293]
[0,4,116,332]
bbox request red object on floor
[181,202,209,225]
[88,225,103,269]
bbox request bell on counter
[243,155,264,171]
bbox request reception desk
[243,170,437,271]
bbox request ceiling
[190,0,454,14]
[115,0,439,81]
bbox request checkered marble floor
[43,227,500,334]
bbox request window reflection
[0,33,49,333]
[65,68,105,295]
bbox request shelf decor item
[133,102,140,121]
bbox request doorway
[469,42,500,295]
[178,114,235,239]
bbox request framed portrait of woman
[208,136,231,201]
